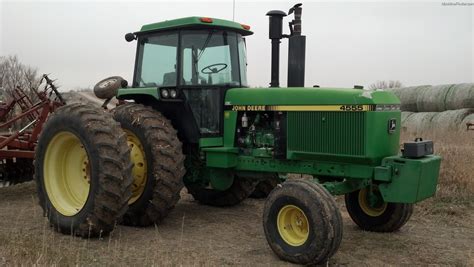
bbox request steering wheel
[201,63,228,74]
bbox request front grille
[287,111,366,156]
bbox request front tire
[113,104,185,226]
[345,186,414,232]
[263,179,343,265]
[35,103,132,237]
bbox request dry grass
[1,183,473,266]
[0,188,232,266]
[0,130,472,266]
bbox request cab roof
[138,16,253,36]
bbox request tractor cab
[121,17,253,143]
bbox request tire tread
[114,104,185,226]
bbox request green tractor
[35,4,441,265]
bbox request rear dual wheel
[36,103,185,236]
[35,103,132,237]
[263,179,343,265]
[113,104,185,226]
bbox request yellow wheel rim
[277,205,309,246]
[125,130,147,204]
[358,187,387,217]
[44,131,90,216]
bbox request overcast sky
[1,0,473,90]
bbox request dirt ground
[0,182,473,266]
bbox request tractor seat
[162,72,187,86]
[162,72,177,86]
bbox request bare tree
[0,55,41,102]
[0,55,41,128]
[369,80,403,90]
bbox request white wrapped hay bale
[431,109,474,131]
[401,112,414,124]
[445,83,474,110]
[401,112,437,134]
[390,86,430,112]
[416,84,455,112]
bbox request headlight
[161,89,169,98]
[170,89,177,98]
[375,104,400,111]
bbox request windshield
[133,30,247,88]
[181,30,245,87]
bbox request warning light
[200,17,213,23]
[241,24,251,30]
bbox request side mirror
[125,33,136,42]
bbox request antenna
[232,0,235,21]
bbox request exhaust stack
[287,3,306,87]
[266,3,306,88]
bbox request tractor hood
[225,87,400,106]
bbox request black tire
[93,76,126,99]
[250,174,281,199]
[345,187,414,232]
[263,179,343,265]
[35,103,132,237]
[113,103,185,226]
[186,175,257,207]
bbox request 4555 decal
[339,105,365,111]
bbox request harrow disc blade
[0,158,34,187]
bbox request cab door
[179,30,242,138]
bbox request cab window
[135,32,179,87]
